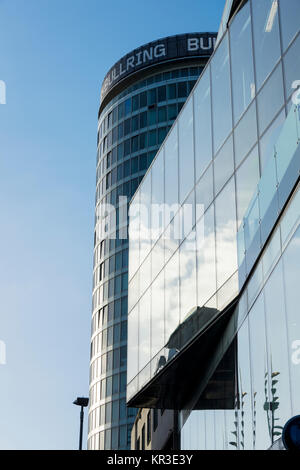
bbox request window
[140,91,147,108]
[124,98,131,116]
[158,106,167,123]
[167,83,176,99]
[140,111,147,128]
[132,94,139,111]
[230,1,255,124]
[157,85,166,102]
[168,104,177,120]
[253,4,280,89]
[148,88,156,105]
[148,108,157,125]
[124,118,131,136]
[211,33,232,153]
[177,82,187,98]
[148,129,157,146]
[124,139,131,156]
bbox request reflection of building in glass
[88,33,216,450]
[127,0,300,450]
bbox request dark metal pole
[79,406,84,450]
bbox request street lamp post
[73,397,89,450]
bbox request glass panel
[197,204,216,307]
[215,178,237,289]
[257,64,284,136]
[151,149,165,243]
[275,105,299,183]
[127,305,139,383]
[262,224,281,279]
[180,235,197,324]
[195,163,214,220]
[151,270,165,358]
[264,259,292,440]
[236,145,260,225]
[164,251,180,349]
[128,191,140,282]
[248,292,271,450]
[214,135,234,196]
[237,318,253,449]
[260,109,285,171]
[139,253,151,298]
[234,101,257,168]
[230,1,255,124]
[283,33,300,101]
[258,152,278,244]
[178,98,194,203]
[139,289,151,371]
[194,67,213,180]
[244,195,261,273]
[165,123,179,209]
[283,224,300,415]
[279,0,300,52]
[252,0,281,90]
[139,170,152,265]
[211,33,232,153]
[280,184,300,248]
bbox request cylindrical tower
[88,33,216,450]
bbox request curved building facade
[88,33,217,450]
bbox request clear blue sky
[0,0,224,450]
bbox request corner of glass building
[127,0,300,451]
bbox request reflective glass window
[211,33,232,153]
[257,63,284,136]
[214,135,234,196]
[234,100,258,167]
[259,108,285,170]
[283,33,300,101]
[237,319,253,449]
[179,236,197,323]
[215,177,237,288]
[279,0,300,52]
[164,251,180,346]
[139,289,151,371]
[194,67,212,181]
[195,163,213,218]
[151,270,165,357]
[196,204,216,307]
[264,260,292,435]
[236,145,260,225]
[249,292,271,449]
[252,0,281,89]
[230,1,255,124]
[167,84,176,100]
[283,224,300,414]
[178,98,194,203]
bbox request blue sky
[0,0,224,450]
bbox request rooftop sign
[100,33,217,102]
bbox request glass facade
[88,36,212,450]
[127,0,300,451]
[182,181,300,449]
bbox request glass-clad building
[88,33,216,450]
[127,0,300,450]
